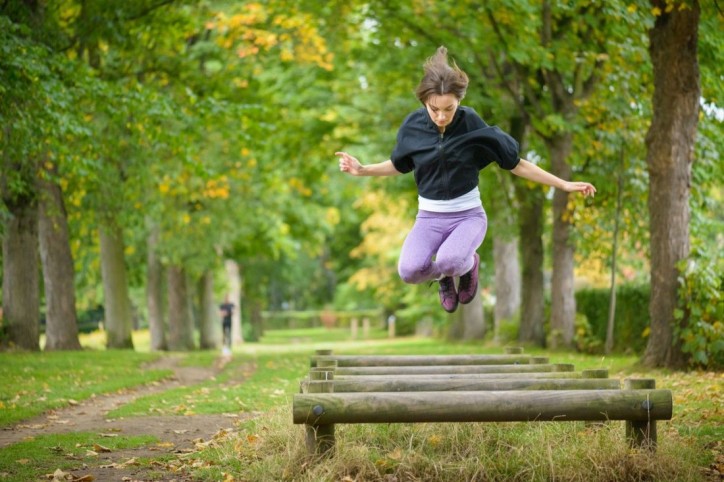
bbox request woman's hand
[562,181,597,197]
[336,151,364,176]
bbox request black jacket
[390,106,520,200]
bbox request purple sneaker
[458,253,479,304]
[438,276,458,313]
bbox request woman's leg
[435,209,487,278]
[398,208,487,284]
[397,213,445,284]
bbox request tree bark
[225,259,243,345]
[643,0,700,369]
[38,174,81,350]
[446,292,485,341]
[167,265,195,351]
[1,196,40,351]
[547,134,576,349]
[462,295,485,340]
[517,187,546,346]
[198,270,219,349]
[99,227,134,349]
[146,223,166,351]
[493,236,521,341]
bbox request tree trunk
[248,298,263,342]
[198,270,219,349]
[446,291,485,341]
[643,0,700,369]
[167,265,195,351]
[606,169,624,355]
[38,175,81,351]
[99,227,134,349]
[517,187,546,346]
[493,236,521,341]
[146,223,166,351]
[1,197,40,351]
[462,295,485,340]
[547,134,576,349]
[225,259,244,345]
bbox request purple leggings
[398,206,487,284]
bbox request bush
[676,252,724,369]
[575,284,650,354]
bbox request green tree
[643,0,701,368]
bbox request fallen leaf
[16,459,30,465]
[93,444,111,453]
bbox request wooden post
[388,316,395,338]
[305,380,335,455]
[624,378,658,450]
[310,349,333,367]
[362,317,370,339]
[350,318,358,339]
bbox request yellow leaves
[289,177,312,197]
[627,4,637,14]
[210,4,333,70]
[325,207,340,226]
[427,434,443,447]
[651,6,662,16]
[203,177,230,199]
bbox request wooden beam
[311,354,532,367]
[302,378,620,393]
[332,363,573,375]
[293,390,672,425]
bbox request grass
[0,432,157,482]
[0,327,722,481]
[0,349,168,427]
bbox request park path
[0,354,256,481]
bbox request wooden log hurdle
[294,349,672,456]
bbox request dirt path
[1,354,256,481]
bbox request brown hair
[414,46,469,104]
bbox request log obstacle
[294,390,672,424]
[294,349,672,455]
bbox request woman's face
[425,94,459,131]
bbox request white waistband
[418,187,482,212]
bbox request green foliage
[675,248,724,369]
[575,284,651,354]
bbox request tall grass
[190,405,706,481]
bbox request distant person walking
[337,46,596,313]
[219,296,234,354]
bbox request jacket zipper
[438,131,451,199]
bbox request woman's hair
[415,46,469,104]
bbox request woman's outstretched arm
[336,152,401,177]
[511,159,596,197]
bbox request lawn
[0,328,721,481]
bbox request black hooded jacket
[390,106,520,200]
